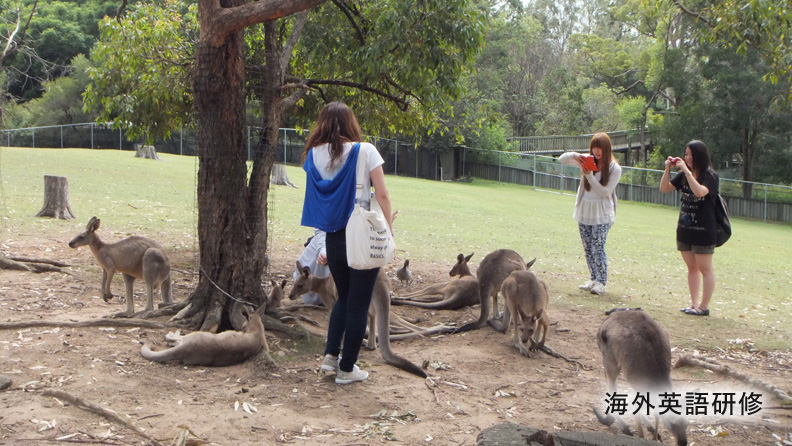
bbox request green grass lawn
[2,146,790,351]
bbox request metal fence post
[532,152,536,190]
[90,123,94,149]
[32,129,35,148]
[60,126,63,148]
[119,127,122,150]
[247,126,251,161]
[283,128,287,164]
[393,140,398,176]
[180,127,184,156]
[764,184,768,223]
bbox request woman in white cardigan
[559,133,622,295]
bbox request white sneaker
[335,365,369,384]
[590,282,606,295]
[320,354,340,372]
[578,280,595,291]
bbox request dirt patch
[1,227,790,445]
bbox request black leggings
[323,229,379,372]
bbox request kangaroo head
[521,309,543,343]
[288,261,312,300]
[68,216,101,248]
[449,253,473,277]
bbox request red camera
[581,155,599,172]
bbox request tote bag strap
[354,143,366,203]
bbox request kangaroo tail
[383,353,427,378]
[140,342,173,363]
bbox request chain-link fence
[461,147,792,224]
[4,123,791,223]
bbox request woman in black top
[660,140,719,316]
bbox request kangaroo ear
[525,258,536,270]
[457,253,464,263]
[465,253,474,263]
[301,266,311,276]
[280,279,287,288]
[87,216,100,232]
[535,309,543,320]
[295,260,303,271]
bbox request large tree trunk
[187,0,316,332]
[188,4,264,332]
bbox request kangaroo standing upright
[69,217,172,317]
[455,249,534,332]
[594,309,688,446]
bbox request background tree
[83,0,196,144]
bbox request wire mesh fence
[3,123,791,223]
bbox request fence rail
[3,123,791,224]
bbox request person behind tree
[559,133,622,296]
[660,140,719,317]
[299,101,394,384]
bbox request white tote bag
[345,144,395,269]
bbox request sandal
[683,307,710,316]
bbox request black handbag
[714,193,731,247]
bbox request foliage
[84,0,197,144]
[9,54,95,128]
[2,0,125,101]
[702,0,792,98]
[281,0,486,139]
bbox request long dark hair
[583,132,614,191]
[302,102,363,167]
[685,140,714,181]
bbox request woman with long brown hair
[559,133,622,295]
[300,101,393,384]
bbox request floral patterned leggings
[578,222,612,285]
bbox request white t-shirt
[311,142,384,209]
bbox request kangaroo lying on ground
[140,311,268,366]
[69,216,172,318]
[455,249,535,332]
[500,269,549,358]
[593,309,688,446]
[392,253,480,310]
[289,264,453,378]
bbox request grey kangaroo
[69,217,172,317]
[455,249,535,333]
[594,309,688,446]
[391,253,480,310]
[140,310,267,366]
[289,265,452,378]
[500,269,549,358]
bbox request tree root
[537,343,593,371]
[674,354,792,405]
[0,256,68,274]
[0,319,178,330]
[41,389,163,446]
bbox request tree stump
[34,175,76,220]
[271,163,297,188]
[134,144,161,160]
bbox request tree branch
[668,0,710,25]
[331,0,365,45]
[1,0,38,63]
[283,75,409,110]
[279,11,309,79]
[204,0,329,47]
